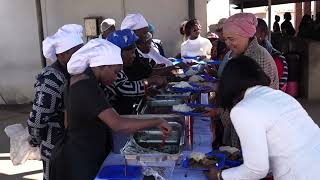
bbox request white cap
[100,18,116,32]
[121,13,148,30]
[42,24,83,62]
[67,38,123,75]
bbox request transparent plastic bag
[121,137,176,179]
[141,162,175,180]
[4,124,41,165]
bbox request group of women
[27,12,320,180]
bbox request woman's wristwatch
[217,170,223,180]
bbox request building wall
[0,0,41,104]
[123,0,189,56]
[42,0,198,57]
[0,0,207,104]
[41,0,124,37]
[207,0,230,26]
[195,0,208,37]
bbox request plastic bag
[142,166,165,180]
[4,124,41,165]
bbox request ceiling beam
[232,0,318,9]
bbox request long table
[95,116,213,180]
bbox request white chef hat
[120,13,148,30]
[42,24,84,62]
[67,38,123,75]
[100,18,116,32]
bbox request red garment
[273,55,284,80]
[272,53,288,91]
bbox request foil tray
[145,98,185,107]
[121,121,184,163]
[140,98,187,114]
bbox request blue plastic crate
[97,165,142,180]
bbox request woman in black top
[105,29,167,114]
[50,38,171,180]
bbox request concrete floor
[0,100,319,180]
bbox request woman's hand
[205,64,218,76]
[199,55,208,60]
[175,62,189,69]
[206,167,220,180]
[157,119,172,138]
[154,64,166,68]
[147,76,167,87]
[203,108,220,118]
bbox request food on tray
[219,146,239,154]
[185,68,198,76]
[189,75,205,82]
[173,104,211,114]
[177,74,187,78]
[188,152,217,168]
[172,104,193,112]
[172,81,193,88]
[213,146,242,161]
[168,75,189,82]
[192,106,210,113]
[190,152,206,162]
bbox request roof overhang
[231,0,318,9]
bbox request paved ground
[0,104,43,180]
[0,99,319,180]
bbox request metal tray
[139,98,187,114]
[145,98,185,107]
[121,121,185,162]
[152,93,191,99]
[141,106,173,114]
[133,122,183,153]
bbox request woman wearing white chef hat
[27,24,84,180]
[99,18,116,39]
[50,38,172,180]
[121,13,173,66]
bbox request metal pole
[188,0,195,19]
[268,0,272,42]
[229,0,231,16]
[122,0,126,19]
[241,1,244,12]
[35,0,46,68]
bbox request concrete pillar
[304,1,312,15]
[316,1,320,14]
[307,41,320,100]
[295,2,303,29]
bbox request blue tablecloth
[95,117,212,180]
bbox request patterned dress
[103,70,146,115]
[27,61,68,180]
[104,70,145,98]
[103,50,156,115]
[262,39,288,90]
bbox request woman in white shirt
[181,19,212,60]
[208,55,320,180]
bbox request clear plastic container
[96,165,143,180]
[126,158,176,180]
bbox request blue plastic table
[96,117,213,180]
